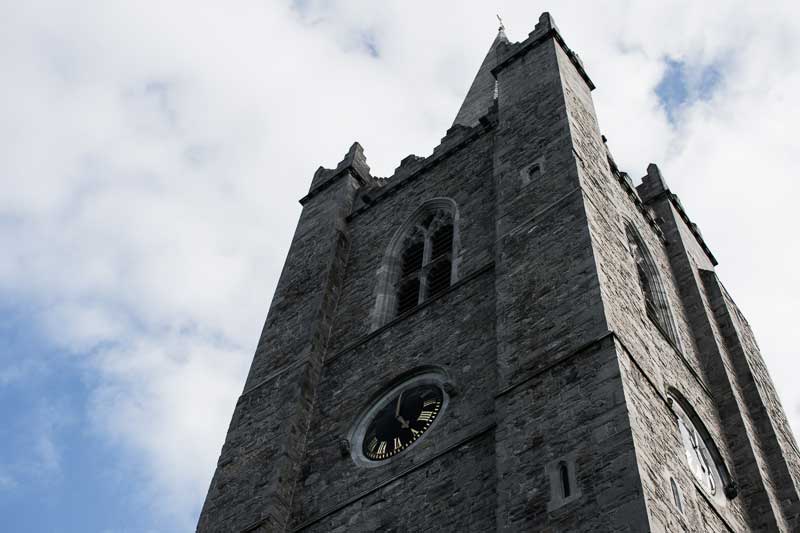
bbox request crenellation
[301,142,373,205]
[346,119,494,222]
[393,154,425,179]
[637,163,718,267]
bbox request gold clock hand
[394,391,403,418]
[394,391,410,428]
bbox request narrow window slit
[559,462,571,498]
[670,477,683,513]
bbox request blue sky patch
[0,304,157,533]
[655,58,723,123]
[359,30,380,58]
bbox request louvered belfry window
[625,225,681,348]
[395,213,454,316]
[396,240,424,315]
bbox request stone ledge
[324,262,495,366]
[496,329,713,405]
[502,186,583,241]
[496,331,615,399]
[299,166,365,206]
[233,262,495,405]
[290,423,496,532]
[239,357,309,400]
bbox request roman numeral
[393,437,402,450]
[410,428,421,437]
[423,399,438,407]
[368,437,378,452]
[418,411,434,422]
[377,441,387,456]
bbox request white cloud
[2,0,799,530]
[88,333,248,524]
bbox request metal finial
[496,14,505,32]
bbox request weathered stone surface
[197,11,800,533]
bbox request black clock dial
[362,383,443,461]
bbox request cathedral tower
[198,13,800,532]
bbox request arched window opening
[397,278,421,315]
[430,224,453,260]
[667,390,734,501]
[670,477,684,514]
[625,224,681,348]
[394,216,454,315]
[427,258,452,297]
[371,199,460,330]
[400,240,424,277]
[558,461,571,498]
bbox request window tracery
[395,211,454,316]
[371,199,459,330]
[625,224,681,348]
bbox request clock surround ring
[349,370,451,467]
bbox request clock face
[361,383,444,461]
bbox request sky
[1,1,799,531]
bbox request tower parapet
[301,141,373,205]
[637,163,718,266]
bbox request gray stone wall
[495,337,649,532]
[573,110,753,531]
[490,14,651,532]
[615,339,749,531]
[491,15,608,393]
[299,431,496,533]
[647,195,790,530]
[538,8,798,530]
[198,159,363,532]
[290,272,497,529]
[703,270,800,527]
[719,281,800,497]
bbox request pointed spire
[496,14,506,34]
[451,26,509,128]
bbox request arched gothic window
[667,390,735,501]
[395,211,454,315]
[625,224,681,348]
[371,199,459,329]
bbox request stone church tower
[198,13,800,532]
